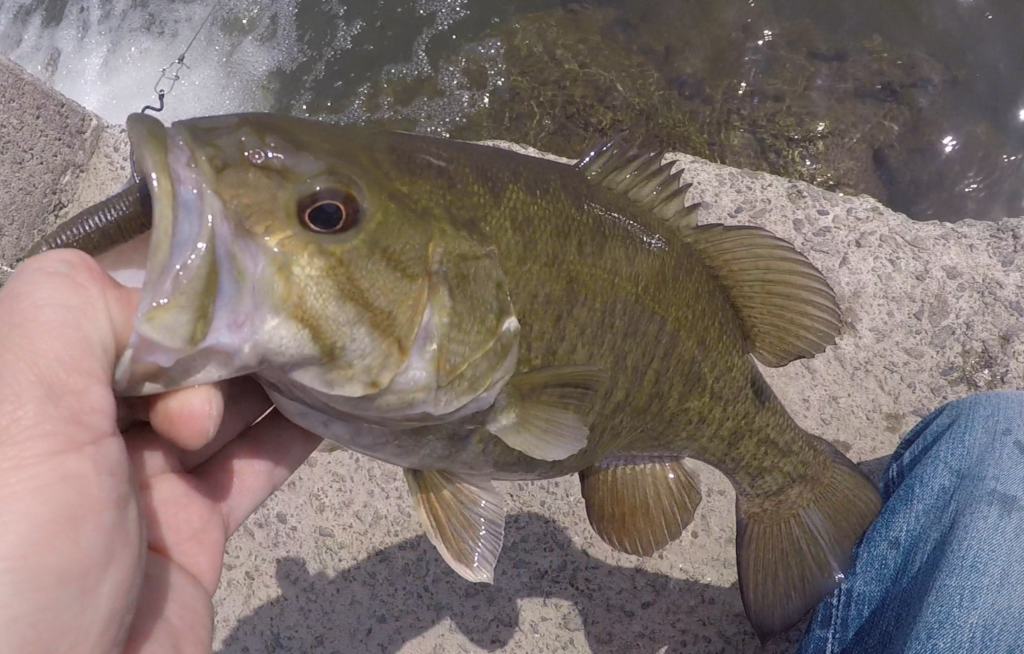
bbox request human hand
[0,250,323,653]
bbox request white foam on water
[0,0,305,125]
[289,2,365,117]
[1,0,498,145]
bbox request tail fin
[735,435,882,642]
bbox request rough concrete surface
[0,57,103,285]
[2,56,1024,654]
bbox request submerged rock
[457,3,951,207]
[317,1,984,220]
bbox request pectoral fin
[485,365,609,461]
[316,440,344,454]
[404,469,505,583]
[579,457,703,557]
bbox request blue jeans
[799,391,1024,653]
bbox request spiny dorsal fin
[686,224,842,367]
[575,135,841,366]
[574,134,700,230]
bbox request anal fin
[579,457,702,557]
[405,469,505,583]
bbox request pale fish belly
[262,383,589,480]
[264,386,501,473]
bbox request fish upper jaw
[113,113,268,396]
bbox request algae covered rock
[450,5,712,160]
[316,1,961,215]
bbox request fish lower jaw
[112,124,267,395]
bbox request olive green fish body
[322,132,828,497]
[37,113,881,641]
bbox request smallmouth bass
[28,112,881,641]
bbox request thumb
[0,249,140,456]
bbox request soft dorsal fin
[574,133,700,230]
[574,135,842,367]
[686,224,842,367]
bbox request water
[772,0,1024,222]
[0,0,524,123]
[1,0,1022,222]
[0,0,305,122]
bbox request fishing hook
[136,0,225,116]
[131,0,227,181]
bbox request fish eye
[298,189,361,234]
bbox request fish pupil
[308,202,345,232]
[298,189,361,233]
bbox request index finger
[0,249,140,455]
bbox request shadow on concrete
[218,456,897,653]
[217,511,806,654]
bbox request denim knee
[899,390,1024,480]
[937,390,1024,419]
[930,391,1024,440]
[800,389,1024,654]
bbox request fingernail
[207,385,226,441]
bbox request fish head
[116,112,519,422]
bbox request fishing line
[132,0,228,180]
[141,0,226,115]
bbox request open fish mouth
[112,113,265,396]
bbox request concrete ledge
[0,56,105,283]
[3,54,1024,654]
